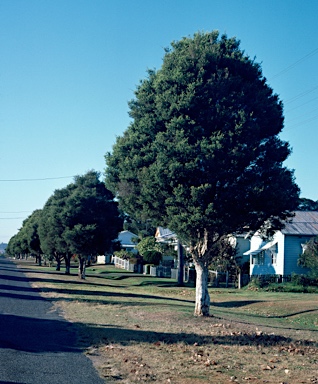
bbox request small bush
[142,250,162,265]
[265,282,318,293]
[291,273,318,287]
[114,249,132,260]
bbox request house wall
[249,235,267,275]
[235,236,250,265]
[283,235,311,275]
[250,232,284,276]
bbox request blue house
[244,211,318,276]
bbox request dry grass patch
[16,261,318,384]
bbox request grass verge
[16,260,318,384]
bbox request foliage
[113,249,133,260]
[105,31,300,315]
[135,236,164,265]
[291,273,318,286]
[123,215,156,238]
[6,210,43,263]
[142,250,162,265]
[6,233,28,258]
[60,171,123,258]
[208,236,238,273]
[246,273,318,292]
[8,170,123,276]
[298,236,318,278]
[297,197,318,211]
[136,236,163,256]
[22,210,43,256]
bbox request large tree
[105,31,300,316]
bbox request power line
[285,114,318,130]
[285,94,318,113]
[0,175,75,182]
[284,84,318,104]
[0,211,31,214]
[270,47,318,80]
[286,107,318,123]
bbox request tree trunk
[56,258,61,271]
[78,257,86,279]
[64,255,71,275]
[194,261,210,316]
[177,241,184,286]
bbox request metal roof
[282,211,318,236]
[155,227,176,242]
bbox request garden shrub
[142,250,162,265]
[291,273,318,287]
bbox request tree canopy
[297,197,318,211]
[105,31,300,316]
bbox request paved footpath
[0,256,105,384]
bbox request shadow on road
[0,313,80,353]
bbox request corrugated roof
[155,227,176,241]
[282,211,318,235]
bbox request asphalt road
[0,256,105,384]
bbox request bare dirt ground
[15,261,318,384]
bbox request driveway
[0,256,105,384]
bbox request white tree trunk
[194,261,210,316]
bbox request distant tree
[297,198,318,211]
[105,31,300,316]
[298,236,318,278]
[6,234,24,259]
[61,171,123,279]
[22,210,43,265]
[7,225,30,260]
[38,188,73,272]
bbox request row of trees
[6,171,123,278]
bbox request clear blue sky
[1,0,318,243]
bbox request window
[271,251,277,265]
[252,251,265,265]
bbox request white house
[155,227,177,245]
[244,211,318,276]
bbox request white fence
[112,255,142,272]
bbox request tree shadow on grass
[77,322,318,349]
[0,273,127,289]
[0,287,194,308]
[212,300,265,308]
